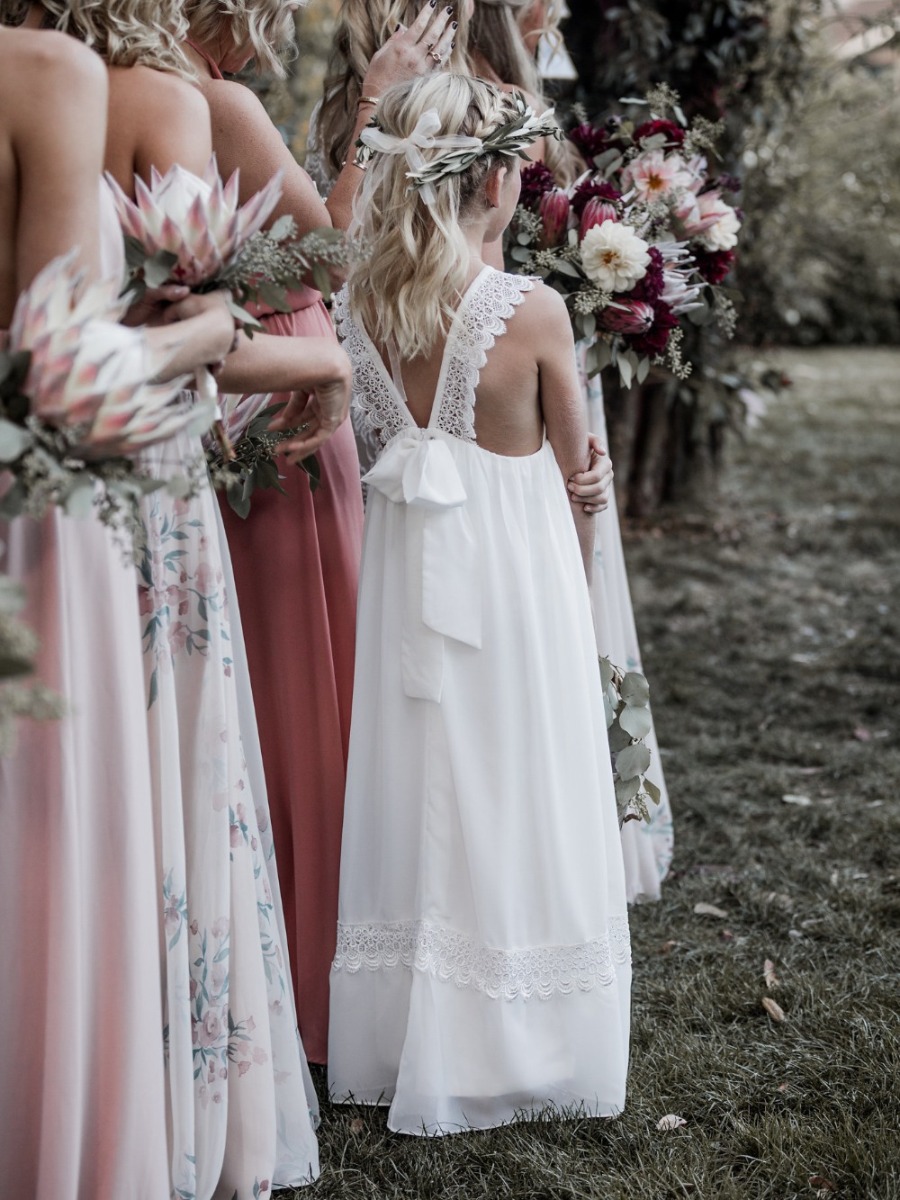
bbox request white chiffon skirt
[329,435,631,1134]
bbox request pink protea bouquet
[0,252,203,531]
[107,158,353,461]
[506,85,742,386]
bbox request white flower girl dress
[329,266,632,1135]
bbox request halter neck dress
[190,40,365,1064]
[329,268,631,1134]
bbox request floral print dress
[137,428,319,1200]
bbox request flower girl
[329,74,631,1135]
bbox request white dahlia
[700,206,741,252]
[580,222,651,293]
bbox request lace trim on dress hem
[332,916,631,1001]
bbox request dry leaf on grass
[659,940,680,955]
[693,902,729,919]
[349,1117,365,1134]
[809,1176,837,1194]
[853,726,872,742]
[656,1114,688,1131]
[763,958,780,989]
[762,996,786,1022]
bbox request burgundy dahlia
[569,122,610,165]
[694,248,736,285]
[629,247,666,303]
[628,302,678,357]
[633,118,685,147]
[571,179,621,218]
[518,161,555,211]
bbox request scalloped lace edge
[332,915,631,1001]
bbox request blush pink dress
[219,290,364,1065]
[0,200,170,1200]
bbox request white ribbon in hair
[359,109,484,207]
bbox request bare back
[103,64,212,196]
[0,28,107,325]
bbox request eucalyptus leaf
[615,775,641,804]
[554,260,581,279]
[300,454,321,493]
[637,355,651,385]
[0,479,26,517]
[0,419,32,463]
[615,741,652,781]
[509,246,532,263]
[618,354,634,390]
[63,478,95,519]
[227,486,252,520]
[619,704,653,740]
[269,214,296,241]
[608,722,633,753]
[599,656,614,691]
[621,671,651,706]
[645,778,662,806]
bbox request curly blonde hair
[184,0,296,77]
[317,0,472,180]
[21,0,191,73]
[348,74,520,360]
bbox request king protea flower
[539,188,571,248]
[105,157,284,288]
[579,197,618,239]
[599,300,656,336]
[7,253,202,456]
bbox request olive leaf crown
[356,92,561,201]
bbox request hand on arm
[144,290,236,381]
[568,435,613,514]
[214,333,352,458]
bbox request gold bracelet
[358,95,380,108]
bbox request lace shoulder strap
[435,268,536,441]
[333,285,411,455]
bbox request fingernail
[445,5,453,11]
[452,20,458,27]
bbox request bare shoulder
[0,28,106,96]
[516,278,572,335]
[107,64,209,123]
[200,77,268,125]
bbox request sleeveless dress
[580,360,675,902]
[329,267,632,1135]
[125,138,320,1185]
[192,43,365,1065]
[0,194,170,1199]
[218,294,363,1068]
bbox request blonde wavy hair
[470,0,577,184]
[16,0,191,73]
[349,74,519,361]
[184,0,296,77]
[317,0,471,180]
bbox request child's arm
[533,286,596,582]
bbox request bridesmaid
[14,0,355,1194]
[182,0,457,1064]
[0,17,234,1200]
[471,0,675,899]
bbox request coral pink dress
[219,290,364,1065]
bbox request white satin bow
[359,109,484,207]
[364,432,482,702]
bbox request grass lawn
[295,347,900,1200]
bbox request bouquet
[204,394,321,519]
[107,159,353,459]
[0,253,205,535]
[506,85,742,387]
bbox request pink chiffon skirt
[219,294,363,1063]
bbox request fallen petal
[781,793,812,806]
[762,996,786,1022]
[656,1114,687,1131]
[763,959,780,989]
[693,902,729,919]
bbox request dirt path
[303,347,900,1200]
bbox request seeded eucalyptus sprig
[206,401,320,520]
[599,655,661,825]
